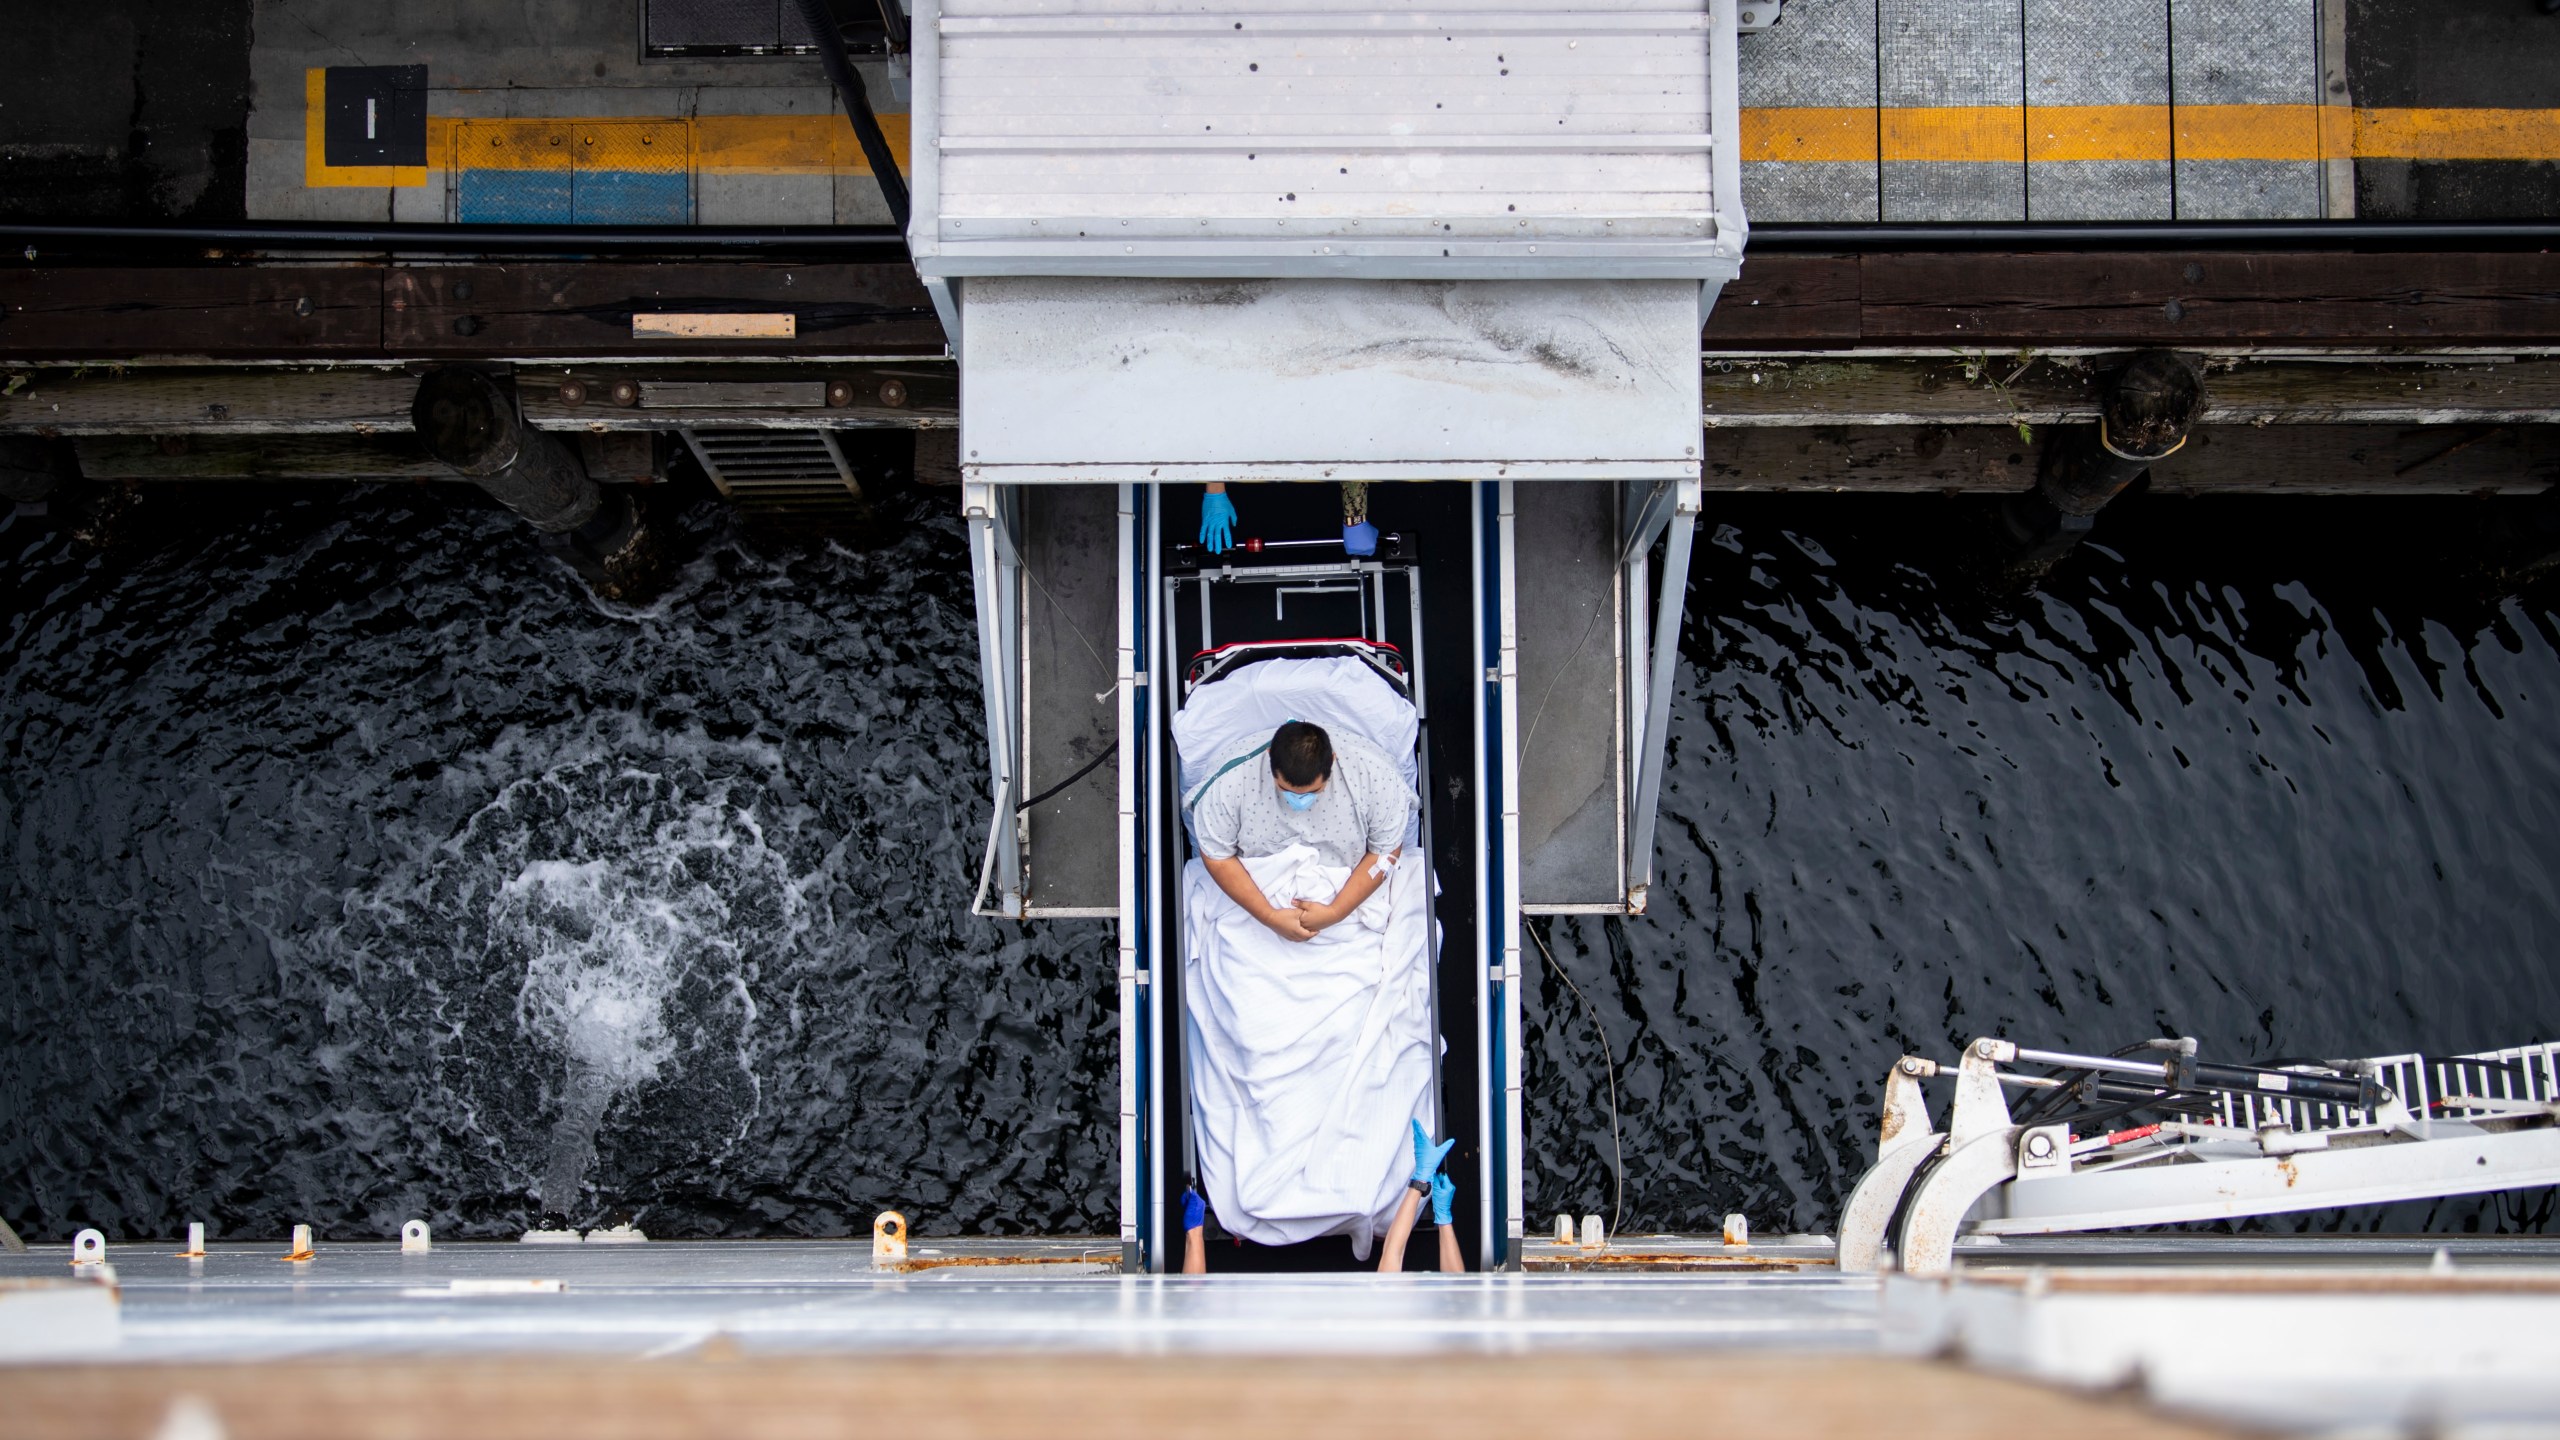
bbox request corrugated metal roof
[912,0,1747,279]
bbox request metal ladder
[1838,1037,2560,1277]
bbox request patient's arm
[1297,847,1401,931]
[1203,854,1316,942]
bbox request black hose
[794,0,911,232]
[1017,746,1114,813]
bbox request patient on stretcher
[1192,720,1414,941]
[1178,674,1439,1262]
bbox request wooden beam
[382,264,943,357]
[1860,252,2560,347]
[0,363,959,435]
[1703,423,2560,494]
[0,268,385,358]
[1702,256,1862,344]
[517,364,956,429]
[0,368,419,434]
[1702,359,2560,428]
[72,434,442,480]
[1702,251,2560,349]
[3,252,2552,361]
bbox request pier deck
[8,1236,2559,1435]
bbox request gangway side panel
[1515,482,1626,911]
[1022,484,1121,915]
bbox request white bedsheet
[1182,844,1434,1256]
[1174,654,1436,1257]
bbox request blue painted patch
[457,169,572,225]
[574,170,690,225]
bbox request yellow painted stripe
[2352,107,2560,162]
[1738,107,1877,164]
[1744,105,2560,165]
[2028,105,2174,163]
[424,113,914,175]
[1883,107,2026,164]
[306,98,2560,189]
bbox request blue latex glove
[1183,1187,1206,1232]
[1409,1118,1456,1187]
[1200,491,1238,553]
[1430,1172,1456,1227]
[1342,521,1378,557]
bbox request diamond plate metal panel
[1739,0,1878,108]
[1881,0,2021,107]
[2170,0,2316,103]
[1884,161,2023,221]
[1745,160,1882,222]
[573,121,690,224]
[1740,0,1879,221]
[2027,0,2167,106]
[2026,0,2171,218]
[2170,0,2321,217]
[1880,0,2022,220]
[452,119,573,224]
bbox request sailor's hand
[1430,1172,1456,1227]
[1183,1187,1207,1233]
[1200,489,1238,553]
[1263,906,1318,942]
[1410,1118,1456,1187]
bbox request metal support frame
[1838,1035,2560,1279]
[1470,487,1495,1270]
[1480,479,1525,1269]
[1836,1056,1943,1274]
[1143,490,1169,1270]
[1115,483,1144,1272]
[1623,475,1700,910]
[964,481,1026,917]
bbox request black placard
[322,65,427,168]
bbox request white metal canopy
[958,276,1704,485]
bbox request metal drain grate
[679,427,865,509]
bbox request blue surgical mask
[1279,787,1319,812]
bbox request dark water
[1528,495,2560,1238]
[1,487,1114,1240]
[5,484,2558,1242]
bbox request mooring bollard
[1989,350,2205,590]
[401,1220,432,1255]
[1723,1214,1752,1248]
[178,1222,205,1259]
[873,1211,909,1268]
[1579,1215,1606,1250]
[1554,1214,1574,1245]
[72,1229,106,1267]
[281,1224,315,1263]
